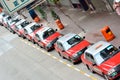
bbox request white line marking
[36,47,40,50]
[32,46,36,48]
[84,73,90,77]
[52,56,57,59]
[66,64,72,67]
[41,50,45,53]
[74,68,80,72]
[59,60,64,63]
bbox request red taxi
[23,22,43,43]
[54,33,90,64]
[14,20,30,38]
[0,12,7,26]
[81,41,120,80]
[34,27,61,51]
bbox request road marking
[20,39,98,80]
[74,68,80,72]
[52,56,57,59]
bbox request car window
[24,29,28,34]
[31,24,40,32]
[35,34,41,41]
[57,42,64,51]
[21,21,30,28]
[100,45,118,61]
[17,25,22,30]
[64,35,82,51]
[85,52,95,64]
[43,28,55,39]
[67,35,82,45]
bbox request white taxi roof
[24,22,37,29]
[85,41,111,56]
[57,33,76,44]
[36,27,50,35]
[15,19,25,26]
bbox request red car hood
[67,40,90,56]
[43,32,61,44]
[100,52,120,74]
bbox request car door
[35,34,44,48]
[57,42,69,58]
[85,53,102,74]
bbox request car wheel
[12,31,15,34]
[31,39,35,44]
[0,23,3,26]
[18,34,21,37]
[22,36,26,39]
[86,65,90,70]
[104,74,109,80]
[62,55,66,59]
[70,58,75,65]
[58,52,65,59]
[58,52,61,56]
[88,66,95,73]
[45,47,49,52]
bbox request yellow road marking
[20,39,98,80]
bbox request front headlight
[72,54,79,60]
[46,43,52,49]
[108,69,115,75]
[108,68,117,77]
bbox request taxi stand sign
[0,0,34,13]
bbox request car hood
[100,52,120,74]
[67,40,90,56]
[43,32,61,44]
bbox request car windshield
[31,24,40,32]
[12,19,20,23]
[100,45,118,62]
[21,21,30,28]
[43,28,55,39]
[67,35,82,46]
[63,35,82,51]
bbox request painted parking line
[20,39,98,80]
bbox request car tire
[104,74,109,80]
[86,64,90,70]
[31,39,35,44]
[45,47,49,52]
[58,52,61,56]
[18,34,21,37]
[70,58,75,65]
[88,66,95,73]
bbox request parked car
[81,41,120,80]
[54,33,90,64]
[14,20,30,38]
[34,27,61,51]
[23,22,43,43]
[0,12,7,26]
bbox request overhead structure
[0,0,46,14]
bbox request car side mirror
[55,29,57,31]
[119,46,120,49]
[92,63,96,66]
[83,36,85,39]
